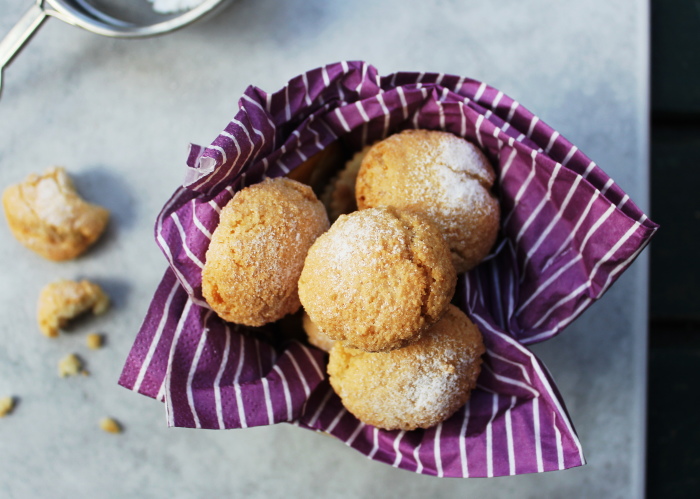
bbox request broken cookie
[2,166,109,261]
[37,279,109,338]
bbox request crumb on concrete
[86,333,103,349]
[99,417,122,434]
[58,353,86,377]
[0,396,15,417]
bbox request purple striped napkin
[119,61,657,477]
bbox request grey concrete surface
[0,0,650,497]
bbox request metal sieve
[0,0,232,97]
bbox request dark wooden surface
[648,1,700,497]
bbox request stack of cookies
[202,129,500,431]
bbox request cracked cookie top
[298,206,456,353]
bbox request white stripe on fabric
[459,404,470,477]
[273,365,293,421]
[533,397,544,473]
[516,254,583,317]
[171,213,204,269]
[321,65,330,86]
[166,299,193,426]
[397,86,409,120]
[413,441,424,474]
[515,163,562,264]
[475,114,485,149]
[506,396,516,475]
[208,145,227,165]
[482,363,539,398]
[355,100,369,122]
[484,320,585,464]
[345,421,365,446]
[460,103,467,137]
[506,101,519,122]
[307,388,333,427]
[541,191,599,272]
[435,423,444,477]
[284,83,291,122]
[486,350,532,384]
[218,130,242,182]
[521,174,583,274]
[435,73,445,86]
[562,145,578,166]
[208,199,221,214]
[186,314,211,429]
[234,333,247,427]
[156,189,207,306]
[302,72,312,107]
[214,325,231,429]
[554,413,565,470]
[326,407,347,433]
[277,159,290,174]
[545,131,560,154]
[486,393,498,477]
[376,93,391,140]
[526,116,539,139]
[261,377,274,425]
[578,203,617,255]
[334,108,351,133]
[368,427,380,459]
[229,119,256,169]
[265,92,272,113]
[191,200,212,240]
[474,82,487,102]
[503,150,538,228]
[132,279,180,393]
[287,351,311,397]
[600,178,614,196]
[492,90,504,109]
[534,220,639,327]
[299,343,324,380]
[617,194,629,210]
[499,148,518,179]
[582,160,596,178]
[492,262,505,328]
[392,430,406,467]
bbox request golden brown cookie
[202,177,329,327]
[298,206,456,353]
[320,145,371,222]
[355,129,500,273]
[37,279,110,338]
[327,304,485,431]
[301,310,335,352]
[2,167,109,261]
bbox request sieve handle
[0,1,49,99]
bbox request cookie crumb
[99,417,122,434]
[0,396,15,417]
[86,333,103,349]
[58,353,86,377]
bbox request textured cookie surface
[202,177,329,326]
[2,167,109,261]
[355,129,500,273]
[327,304,485,431]
[298,206,456,352]
[37,280,110,338]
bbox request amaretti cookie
[327,304,485,431]
[202,177,329,327]
[355,129,500,273]
[2,167,109,261]
[302,310,335,352]
[298,206,456,352]
[320,145,371,222]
